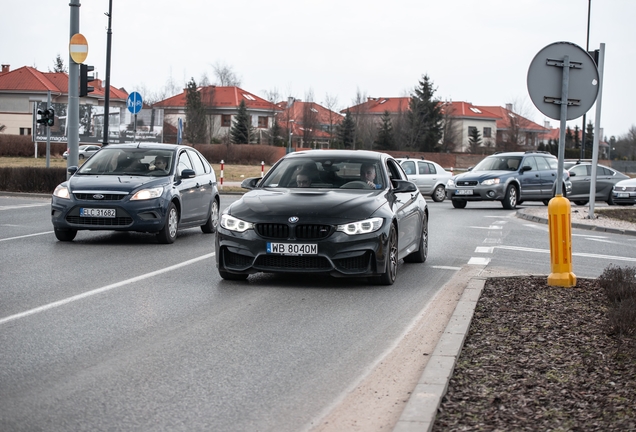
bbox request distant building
[276,98,344,149]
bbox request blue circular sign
[127,92,143,114]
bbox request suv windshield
[77,148,174,176]
[473,155,522,172]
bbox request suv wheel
[502,185,517,209]
[452,199,467,209]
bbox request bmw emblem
[288,216,299,223]
[93,194,104,200]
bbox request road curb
[515,208,636,236]
[393,266,486,432]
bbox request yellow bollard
[547,195,576,287]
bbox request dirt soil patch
[433,276,636,431]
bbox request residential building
[153,85,282,144]
[0,64,129,143]
[276,98,344,149]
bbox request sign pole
[46,90,51,168]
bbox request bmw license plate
[80,208,116,218]
[455,189,473,195]
[267,242,317,255]
[617,193,629,198]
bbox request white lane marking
[0,252,216,326]
[483,237,501,244]
[468,257,491,265]
[475,246,494,253]
[470,226,503,230]
[0,231,54,242]
[0,203,49,210]
[430,265,462,271]
[495,245,636,262]
[586,238,624,245]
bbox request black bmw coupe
[215,150,428,285]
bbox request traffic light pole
[67,0,81,175]
[46,90,51,168]
[103,0,113,147]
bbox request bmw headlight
[131,186,164,200]
[446,178,455,188]
[220,214,254,232]
[53,184,70,199]
[337,217,383,235]
[481,178,500,186]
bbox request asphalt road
[1,194,634,432]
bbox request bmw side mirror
[392,179,417,193]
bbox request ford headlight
[131,186,164,200]
[53,185,70,199]
[220,214,254,233]
[481,178,500,186]
[337,217,383,235]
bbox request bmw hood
[228,188,386,224]
[67,174,165,193]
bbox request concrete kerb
[516,207,636,236]
[393,265,487,432]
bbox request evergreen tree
[184,78,207,144]
[337,110,356,149]
[407,74,443,152]
[231,100,254,144]
[574,125,581,149]
[50,54,67,73]
[468,127,482,153]
[374,111,395,150]
[270,118,283,146]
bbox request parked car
[445,151,572,209]
[564,160,629,205]
[612,178,636,205]
[62,144,102,160]
[396,157,452,202]
[51,143,220,243]
[215,150,428,285]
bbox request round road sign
[527,41,599,121]
[127,92,143,114]
[69,33,88,64]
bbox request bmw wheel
[502,185,517,209]
[404,214,428,263]
[378,224,398,285]
[157,202,178,244]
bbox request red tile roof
[0,65,127,101]
[441,101,500,120]
[153,85,282,112]
[477,105,548,132]
[343,97,411,114]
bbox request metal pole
[588,43,605,219]
[46,90,51,168]
[67,0,80,177]
[580,0,592,160]
[102,0,112,147]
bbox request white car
[397,158,453,202]
[62,145,102,160]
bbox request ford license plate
[80,208,116,218]
[455,189,473,195]
[267,243,317,255]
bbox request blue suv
[445,151,572,209]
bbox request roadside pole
[67,0,80,178]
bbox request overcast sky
[2,0,634,139]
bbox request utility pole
[67,0,80,175]
[580,0,592,160]
[103,0,113,146]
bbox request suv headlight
[131,186,164,200]
[53,184,70,199]
[220,214,253,232]
[337,217,383,235]
[481,178,501,186]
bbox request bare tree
[440,101,460,153]
[212,61,241,86]
[263,87,281,145]
[496,99,536,152]
[323,93,339,146]
[351,88,376,150]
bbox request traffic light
[36,108,55,127]
[80,64,95,97]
